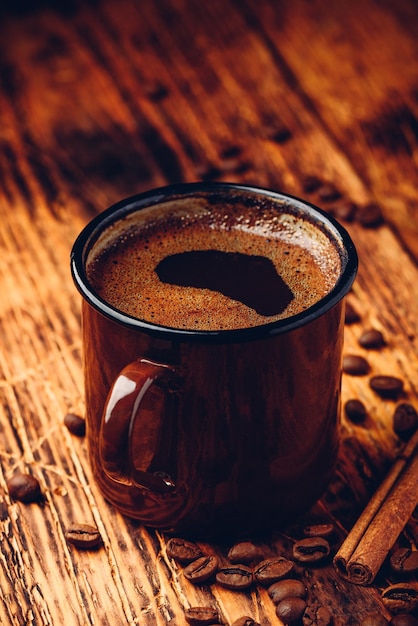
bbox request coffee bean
[330,200,357,222]
[344,399,368,424]
[390,548,418,575]
[253,556,295,586]
[64,413,86,437]
[184,606,220,625]
[183,556,219,584]
[231,617,261,626]
[228,542,264,565]
[199,165,222,181]
[393,404,418,441]
[343,354,370,376]
[221,145,242,159]
[390,615,418,626]
[218,156,249,175]
[317,183,342,202]
[360,615,390,626]
[270,126,293,144]
[166,538,203,564]
[292,537,330,564]
[345,301,361,325]
[359,328,385,350]
[381,582,418,614]
[302,603,332,625]
[370,376,404,399]
[195,162,218,180]
[65,523,102,549]
[268,579,307,604]
[302,175,322,193]
[276,597,307,624]
[216,565,253,590]
[303,523,335,539]
[7,473,43,503]
[143,80,169,102]
[357,202,384,228]
[218,147,249,174]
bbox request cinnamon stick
[334,429,418,585]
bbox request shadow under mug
[71,182,358,538]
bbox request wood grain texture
[0,0,417,624]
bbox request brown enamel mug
[71,182,357,538]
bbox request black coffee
[86,194,342,331]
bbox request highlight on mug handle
[99,358,181,494]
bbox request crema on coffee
[86,194,342,331]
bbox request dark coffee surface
[86,196,342,330]
[155,250,294,316]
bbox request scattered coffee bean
[381,582,418,614]
[360,615,390,626]
[64,412,86,437]
[390,548,418,575]
[166,538,203,564]
[393,403,418,440]
[6,473,43,503]
[344,398,368,424]
[370,376,404,399]
[268,579,307,604]
[303,523,335,539]
[330,200,357,222]
[184,606,220,625]
[228,541,263,564]
[302,603,332,625]
[292,537,330,564]
[65,523,102,549]
[390,615,418,626]
[231,617,260,626]
[218,147,248,174]
[220,145,242,159]
[183,556,219,584]
[218,157,249,174]
[359,328,385,350]
[357,202,384,228]
[276,597,307,624]
[268,125,293,144]
[143,80,169,102]
[317,183,342,202]
[199,165,222,182]
[253,556,295,586]
[216,565,253,590]
[195,161,216,179]
[302,175,322,193]
[345,301,361,325]
[343,354,370,376]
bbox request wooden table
[0,0,417,624]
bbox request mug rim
[70,182,358,343]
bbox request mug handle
[99,358,181,494]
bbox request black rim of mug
[70,182,358,343]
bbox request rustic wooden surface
[0,0,417,624]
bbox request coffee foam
[86,194,343,331]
